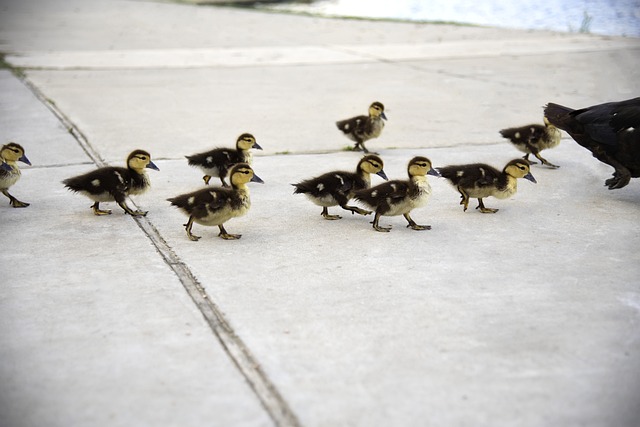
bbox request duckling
[186,133,262,186]
[63,149,159,216]
[336,101,387,153]
[0,142,32,208]
[500,117,562,168]
[292,154,388,220]
[353,156,440,232]
[437,159,536,213]
[168,163,264,241]
[544,97,640,189]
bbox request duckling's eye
[10,148,19,154]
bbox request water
[262,0,640,37]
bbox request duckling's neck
[496,174,518,199]
[358,171,372,186]
[232,183,250,193]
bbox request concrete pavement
[1,1,640,426]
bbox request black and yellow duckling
[168,163,263,241]
[499,117,562,168]
[544,97,640,189]
[336,101,387,153]
[0,142,32,208]
[63,149,159,216]
[186,133,262,187]
[437,159,536,213]
[292,154,388,220]
[353,156,439,232]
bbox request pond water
[261,0,640,37]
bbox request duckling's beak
[428,168,441,177]
[253,142,263,150]
[146,161,160,171]
[377,170,389,180]
[19,154,31,166]
[251,173,264,184]
[524,172,537,183]
[381,112,388,120]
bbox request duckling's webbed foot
[321,207,342,220]
[218,224,241,240]
[342,205,372,216]
[371,213,391,232]
[535,154,559,169]
[91,202,112,215]
[117,200,147,216]
[184,217,201,241]
[457,187,470,211]
[523,154,538,165]
[476,199,498,213]
[3,190,29,208]
[403,213,431,231]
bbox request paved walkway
[1,1,639,426]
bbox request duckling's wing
[63,166,130,196]
[336,115,367,136]
[293,171,357,196]
[169,187,233,216]
[187,148,241,167]
[438,164,500,188]
[355,180,410,206]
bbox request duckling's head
[368,102,387,120]
[127,149,159,172]
[229,163,264,187]
[236,133,263,151]
[358,154,388,180]
[407,156,440,178]
[1,142,31,165]
[504,159,537,183]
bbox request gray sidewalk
[1,1,640,426]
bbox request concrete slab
[1,0,640,426]
[147,142,640,427]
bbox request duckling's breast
[194,190,251,226]
[369,118,385,138]
[467,176,517,200]
[304,193,338,207]
[544,127,562,149]
[0,165,20,189]
[129,172,151,195]
[386,179,431,216]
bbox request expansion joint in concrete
[18,73,302,427]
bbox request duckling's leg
[91,201,112,215]
[533,152,560,169]
[371,212,391,232]
[218,224,241,240]
[2,190,30,208]
[403,213,431,231]
[220,177,230,187]
[203,175,212,185]
[116,198,148,216]
[183,216,201,241]
[523,153,537,164]
[340,204,372,216]
[321,207,341,220]
[456,187,470,211]
[476,198,498,213]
